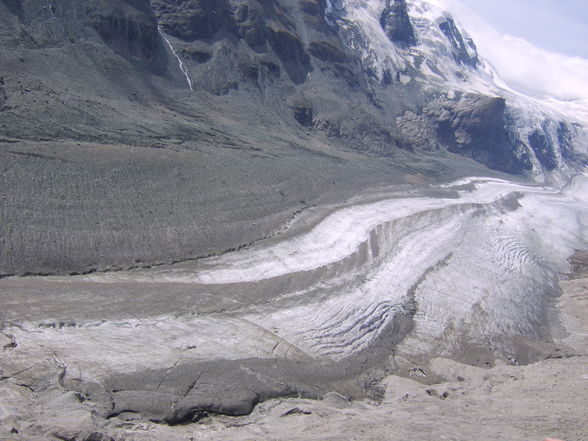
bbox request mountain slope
[0,0,586,276]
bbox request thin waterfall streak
[45,0,65,34]
[159,28,194,92]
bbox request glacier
[5,174,587,373]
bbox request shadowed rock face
[433,94,522,173]
[556,122,587,167]
[267,27,312,84]
[380,0,417,47]
[152,0,314,86]
[1,0,23,20]
[85,0,164,66]
[529,129,557,171]
[152,0,231,41]
[438,16,479,68]
[0,83,6,108]
[558,122,575,160]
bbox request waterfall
[45,0,65,34]
[159,28,194,92]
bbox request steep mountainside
[0,0,586,275]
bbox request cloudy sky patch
[444,0,588,101]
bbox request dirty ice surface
[3,175,588,376]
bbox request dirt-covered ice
[0,174,587,438]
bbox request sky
[457,0,588,58]
[444,0,588,101]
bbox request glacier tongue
[2,173,586,423]
[29,174,588,364]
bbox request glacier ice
[17,174,587,368]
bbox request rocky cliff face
[0,0,586,275]
[380,0,417,47]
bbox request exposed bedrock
[84,0,165,68]
[152,0,314,86]
[528,129,557,171]
[152,0,233,42]
[1,0,24,19]
[0,0,581,169]
[437,16,479,68]
[395,91,581,174]
[0,84,6,109]
[94,360,350,424]
[430,94,523,173]
[380,0,417,47]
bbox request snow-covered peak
[328,0,586,179]
[408,0,448,25]
[330,0,505,95]
[330,0,408,80]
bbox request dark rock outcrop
[557,122,574,160]
[289,95,314,126]
[1,0,23,20]
[528,129,557,170]
[232,1,268,49]
[0,84,6,109]
[438,16,479,68]
[300,0,323,17]
[151,0,314,87]
[151,0,234,41]
[85,359,334,424]
[267,27,311,84]
[52,430,115,441]
[556,122,585,165]
[380,0,417,47]
[427,94,525,173]
[300,0,332,31]
[450,96,519,172]
[308,40,348,63]
[85,0,163,64]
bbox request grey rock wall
[381,0,417,47]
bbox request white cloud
[444,0,588,101]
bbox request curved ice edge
[86,178,558,285]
